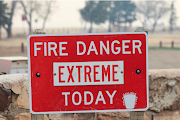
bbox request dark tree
[113,1,124,32]
[136,1,154,28]
[169,1,177,32]
[0,1,10,39]
[151,2,169,33]
[20,1,41,34]
[108,1,117,32]
[121,1,136,32]
[108,1,136,32]
[2,1,17,38]
[36,0,55,29]
[80,1,109,33]
[136,1,169,33]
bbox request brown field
[0,34,179,69]
[148,34,180,47]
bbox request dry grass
[0,34,179,55]
[0,34,179,69]
[1,33,179,47]
[0,46,27,55]
[0,38,27,47]
[148,34,180,47]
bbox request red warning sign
[28,32,148,114]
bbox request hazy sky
[11,1,180,29]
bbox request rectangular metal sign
[28,32,148,114]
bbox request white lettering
[77,41,86,55]
[100,41,109,55]
[87,41,98,55]
[122,40,131,54]
[48,42,58,56]
[84,91,94,105]
[59,42,68,56]
[111,40,120,54]
[95,91,106,105]
[72,91,82,105]
[133,40,142,54]
[62,92,70,106]
[34,42,42,56]
[44,42,47,56]
[106,90,117,104]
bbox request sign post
[28,29,148,116]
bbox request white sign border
[27,32,149,114]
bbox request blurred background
[0,0,179,69]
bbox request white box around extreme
[53,61,124,86]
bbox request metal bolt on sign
[36,73,40,77]
[136,69,141,74]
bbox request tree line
[0,1,54,39]
[0,1,178,39]
[80,1,178,33]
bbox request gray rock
[0,74,28,90]
[6,103,29,120]
[11,92,19,103]
[153,110,180,120]
[167,80,176,87]
[149,69,180,112]
[49,113,95,120]
[98,112,130,120]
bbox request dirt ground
[0,34,180,69]
[148,50,180,69]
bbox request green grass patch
[148,47,180,50]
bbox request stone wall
[0,69,180,120]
